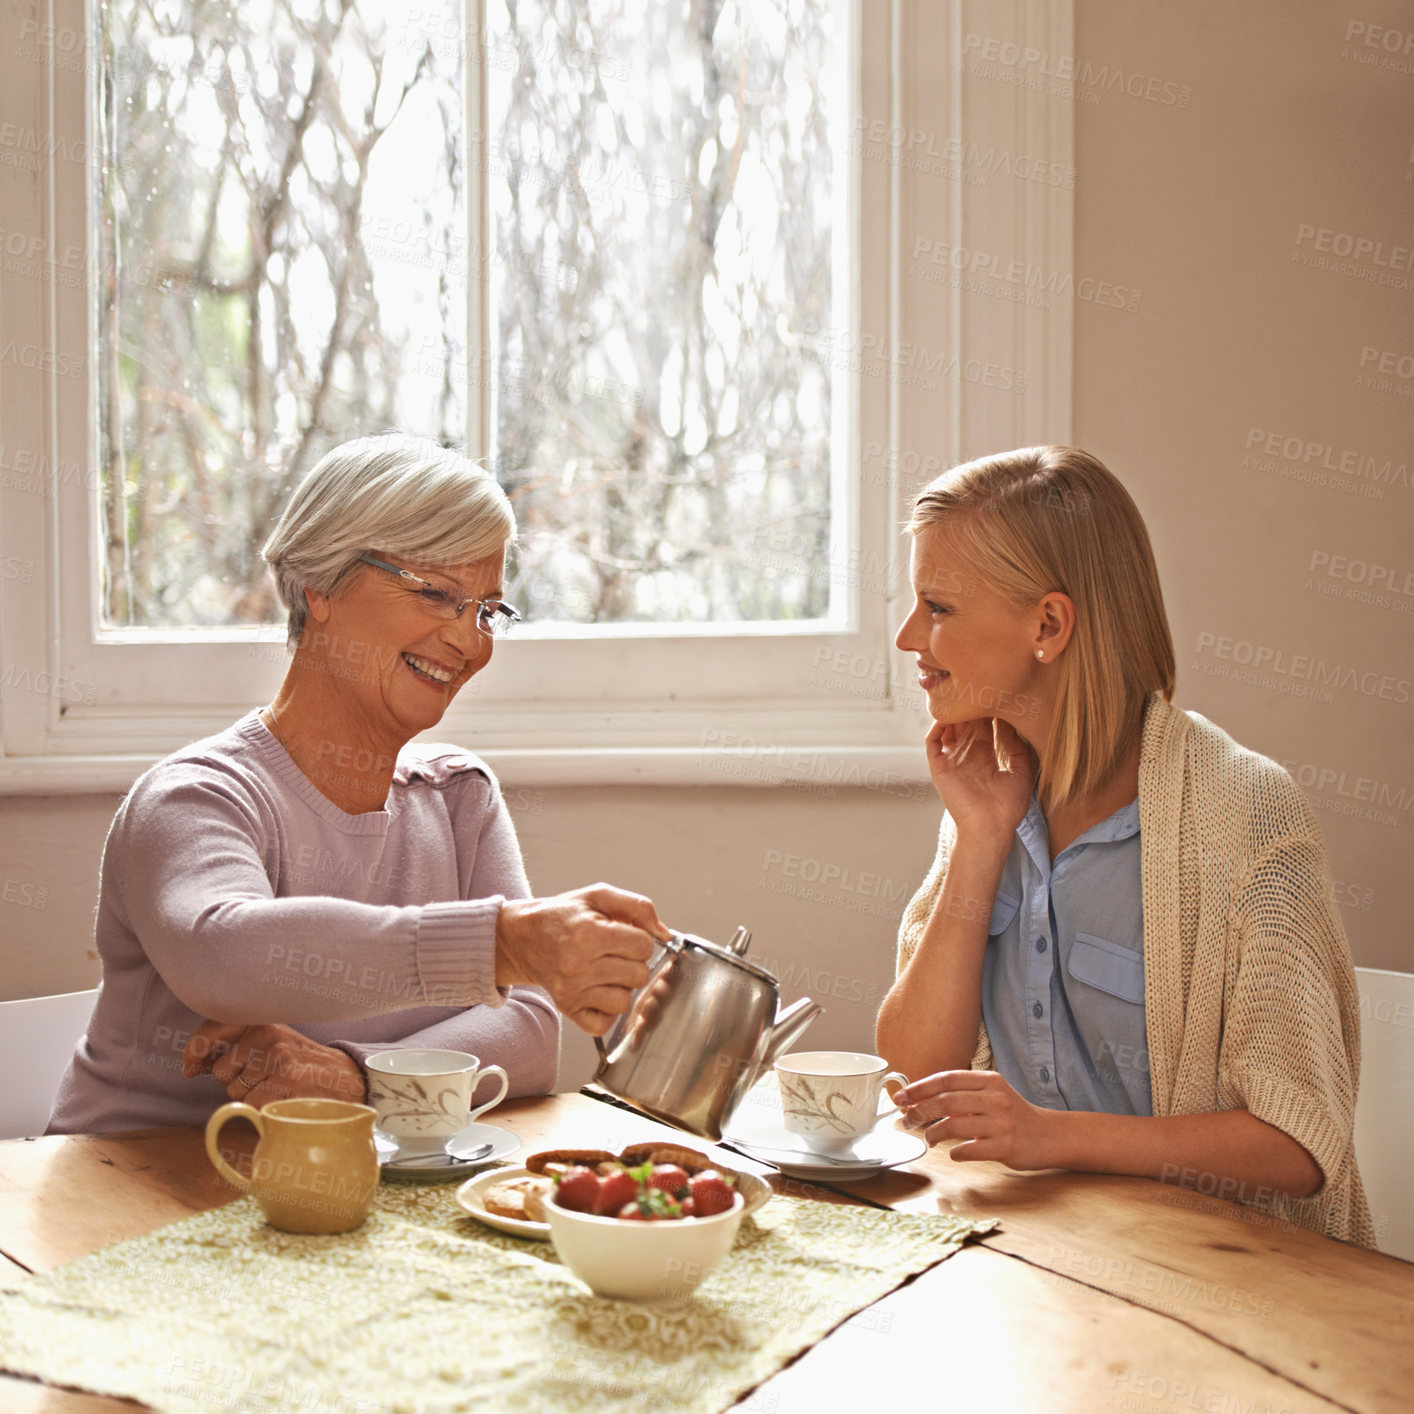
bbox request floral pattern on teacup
[369,1076,466,1135]
[778,1075,857,1134]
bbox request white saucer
[722,1123,926,1181]
[375,1122,520,1180]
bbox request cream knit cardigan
[896,693,1374,1247]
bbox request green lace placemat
[0,1181,996,1413]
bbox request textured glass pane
[99,0,466,627]
[487,0,840,623]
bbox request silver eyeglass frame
[356,554,521,635]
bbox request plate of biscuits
[456,1141,771,1240]
[458,1166,555,1238]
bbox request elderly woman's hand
[495,883,668,1036]
[182,1020,367,1106]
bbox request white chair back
[1354,967,1414,1261]
[0,988,100,1140]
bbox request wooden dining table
[0,1090,1410,1413]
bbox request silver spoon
[724,1140,873,1167]
[386,1140,494,1168]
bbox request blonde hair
[262,434,515,647]
[909,446,1175,810]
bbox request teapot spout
[761,997,824,1070]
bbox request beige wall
[513,786,939,1087]
[2,3,1409,1063]
[1071,0,1413,974]
[0,795,114,995]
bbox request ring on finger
[234,1073,258,1092]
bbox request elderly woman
[48,434,665,1133]
[878,446,1372,1245]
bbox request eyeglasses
[357,554,521,636]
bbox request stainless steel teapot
[590,925,823,1140]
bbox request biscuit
[524,1148,619,1177]
[482,1175,553,1221]
[618,1142,714,1173]
[525,1142,742,1186]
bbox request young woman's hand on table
[895,1070,1058,1170]
[895,1069,1325,1199]
[182,1021,366,1106]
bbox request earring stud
[1036,650,1045,660]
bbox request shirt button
[1035,938,1048,953]
[1032,1001,1043,1019]
[1040,1067,1050,1083]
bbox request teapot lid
[675,931,779,988]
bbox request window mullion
[465,0,490,460]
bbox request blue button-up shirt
[980,795,1152,1116]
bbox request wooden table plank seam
[999,1248,1362,1414]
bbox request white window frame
[0,0,1072,794]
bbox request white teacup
[775,1050,908,1155]
[365,1048,509,1155]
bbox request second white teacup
[365,1048,509,1155]
[775,1050,908,1155]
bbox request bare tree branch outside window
[99,0,838,629]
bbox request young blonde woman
[876,446,1372,1245]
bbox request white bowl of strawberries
[545,1158,746,1304]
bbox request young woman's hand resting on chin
[924,717,1036,844]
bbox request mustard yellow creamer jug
[205,1097,380,1234]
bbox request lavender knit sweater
[47,712,559,1134]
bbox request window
[98,0,845,632]
[0,0,1072,789]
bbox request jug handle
[595,930,683,1060]
[205,1101,263,1192]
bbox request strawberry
[688,1170,736,1217]
[645,1164,691,1199]
[553,1166,600,1214]
[593,1168,639,1216]
[619,1189,682,1221]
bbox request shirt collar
[1016,796,1051,876]
[1015,792,1141,871]
[1086,795,1141,843]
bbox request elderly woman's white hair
[263,433,516,647]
